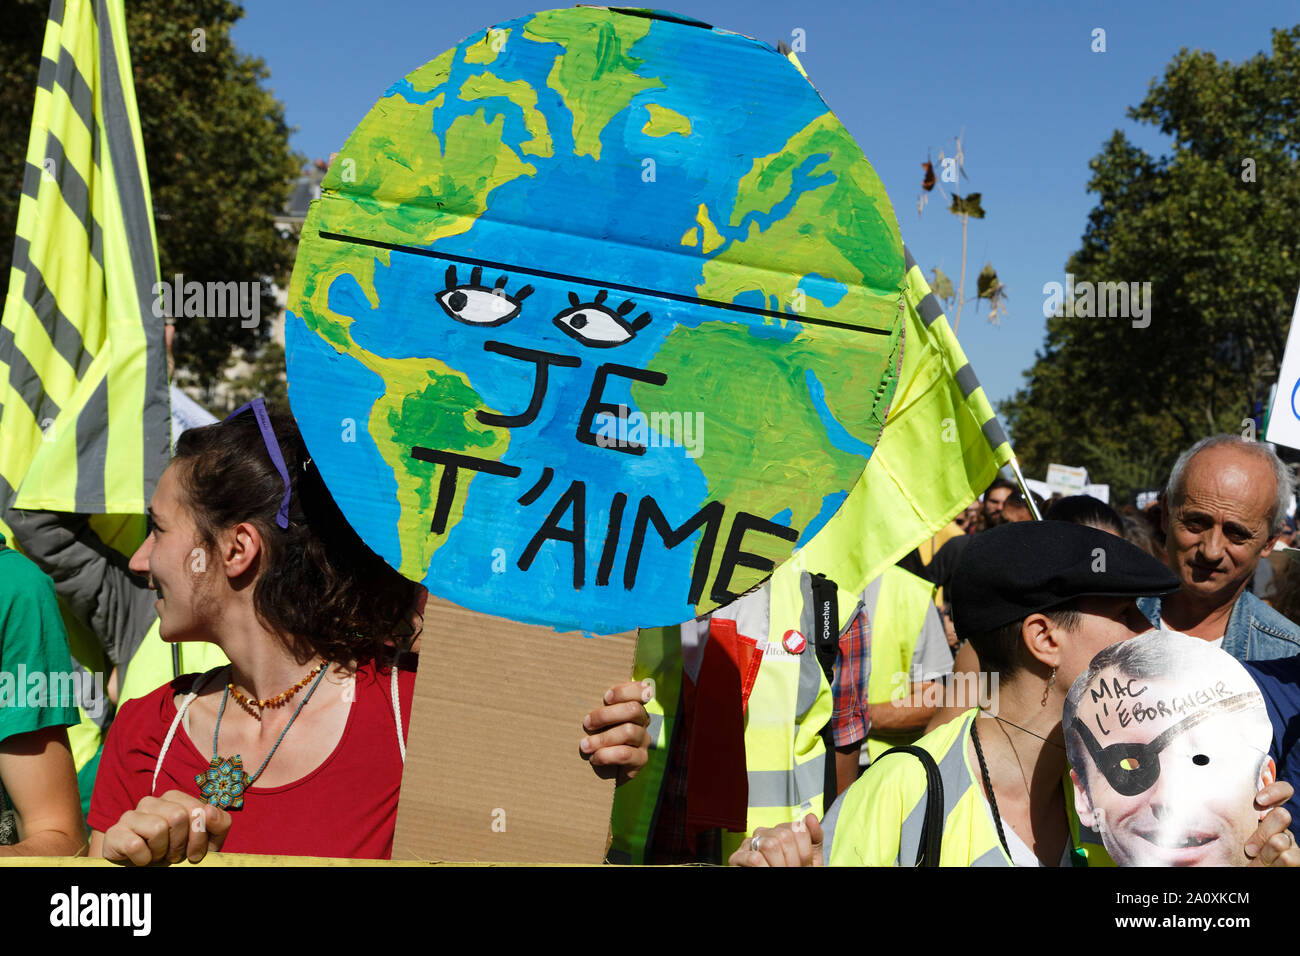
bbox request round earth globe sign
[285,6,907,635]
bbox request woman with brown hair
[87,402,648,863]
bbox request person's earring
[1040,666,1057,707]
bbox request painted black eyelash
[444,264,534,301]
[565,289,651,331]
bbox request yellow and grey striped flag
[0,0,168,523]
[773,245,1016,600]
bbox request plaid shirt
[830,607,871,747]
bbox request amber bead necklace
[228,660,327,720]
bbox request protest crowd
[729,435,1300,867]
[4,425,1300,868]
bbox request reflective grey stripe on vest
[748,756,823,809]
[820,787,846,862]
[971,845,1007,867]
[860,575,884,619]
[896,718,977,866]
[646,712,664,749]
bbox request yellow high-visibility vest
[117,620,228,707]
[717,575,833,858]
[863,565,945,762]
[609,574,835,863]
[825,709,1112,866]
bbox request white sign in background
[169,384,217,447]
[1024,477,1109,505]
[1265,285,1300,451]
[1023,477,1053,501]
[1045,462,1088,495]
[1083,483,1110,505]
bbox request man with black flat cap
[731,520,1300,867]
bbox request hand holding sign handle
[580,680,653,785]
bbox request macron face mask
[1072,691,1259,797]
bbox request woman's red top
[88,660,415,859]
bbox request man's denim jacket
[1138,590,1300,662]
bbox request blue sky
[232,0,1299,414]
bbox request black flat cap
[950,520,1180,635]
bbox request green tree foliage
[1,0,300,386]
[223,341,288,410]
[949,192,985,219]
[1001,26,1300,503]
[976,263,1007,325]
[930,267,955,306]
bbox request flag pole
[1007,457,1043,521]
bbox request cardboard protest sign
[284,6,906,636]
[1063,631,1273,866]
[1265,285,1300,450]
[391,597,635,863]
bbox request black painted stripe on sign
[320,231,896,336]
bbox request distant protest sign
[1265,285,1300,451]
[1082,483,1110,505]
[1045,462,1088,497]
[1064,631,1273,866]
[284,7,906,635]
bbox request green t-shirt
[0,542,81,834]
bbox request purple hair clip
[223,397,291,529]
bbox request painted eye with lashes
[552,290,651,348]
[437,265,533,326]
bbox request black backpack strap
[873,745,944,866]
[808,572,841,803]
[808,572,840,685]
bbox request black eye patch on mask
[1073,692,1258,797]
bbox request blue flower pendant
[196,755,251,810]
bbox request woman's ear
[1021,612,1061,670]
[222,521,264,579]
